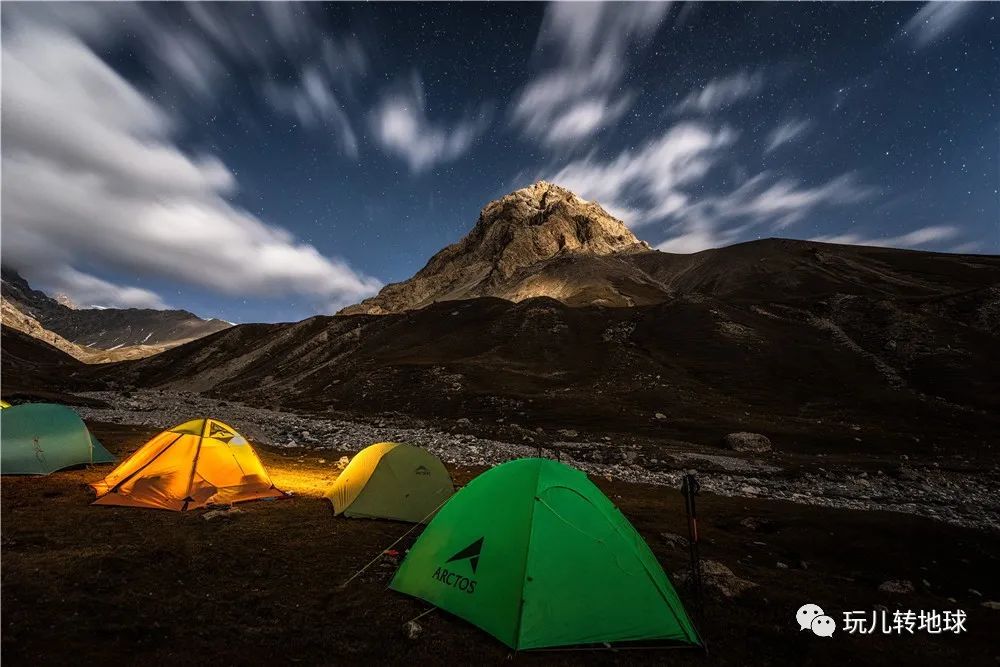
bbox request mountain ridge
[1,268,231,360]
[3,182,999,457]
[339,181,998,315]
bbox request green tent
[1,403,115,475]
[325,442,454,523]
[390,457,701,650]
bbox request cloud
[370,76,489,172]
[901,2,977,49]
[673,70,764,115]
[149,30,225,101]
[704,173,874,228]
[812,225,960,249]
[948,241,984,254]
[4,2,363,109]
[545,96,634,146]
[0,2,143,42]
[541,118,873,253]
[259,2,315,51]
[512,1,671,147]
[2,3,225,101]
[182,2,331,69]
[1,26,381,313]
[44,268,169,310]
[320,36,369,97]
[546,122,737,226]
[658,172,875,252]
[765,118,811,153]
[265,67,359,157]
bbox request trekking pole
[680,473,703,615]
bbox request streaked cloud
[265,67,359,157]
[658,172,875,252]
[45,268,169,310]
[1,26,381,312]
[812,225,960,249]
[371,75,490,172]
[901,2,977,49]
[673,70,764,115]
[542,116,873,254]
[546,122,737,227]
[765,118,812,153]
[512,1,671,148]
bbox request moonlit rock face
[339,181,651,315]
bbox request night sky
[2,2,997,323]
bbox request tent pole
[182,422,209,511]
[680,473,703,617]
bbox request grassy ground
[2,422,997,665]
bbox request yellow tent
[325,442,454,523]
[91,418,285,511]
[0,400,11,409]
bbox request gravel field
[74,390,1000,531]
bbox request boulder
[723,432,772,453]
[674,560,758,599]
[878,580,915,594]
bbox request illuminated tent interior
[91,418,285,511]
[325,442,455,523]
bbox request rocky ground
[3,421,997,666]
[73,390,1000,531]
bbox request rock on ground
[723,432,773,453]
[404,620,422,640]
[674,560,758,599]
[878,579,915,594]
[660,532,689,550]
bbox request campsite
[1,419,997,665]
[2,2,998,665]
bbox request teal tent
[1,403,115,475]
[391,457,700,650]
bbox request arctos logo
[431,537,483,594]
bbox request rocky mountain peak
[339,182,651,315]
[462,181,647,278]
[54,293,78,310]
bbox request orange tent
[91,418,285,511]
